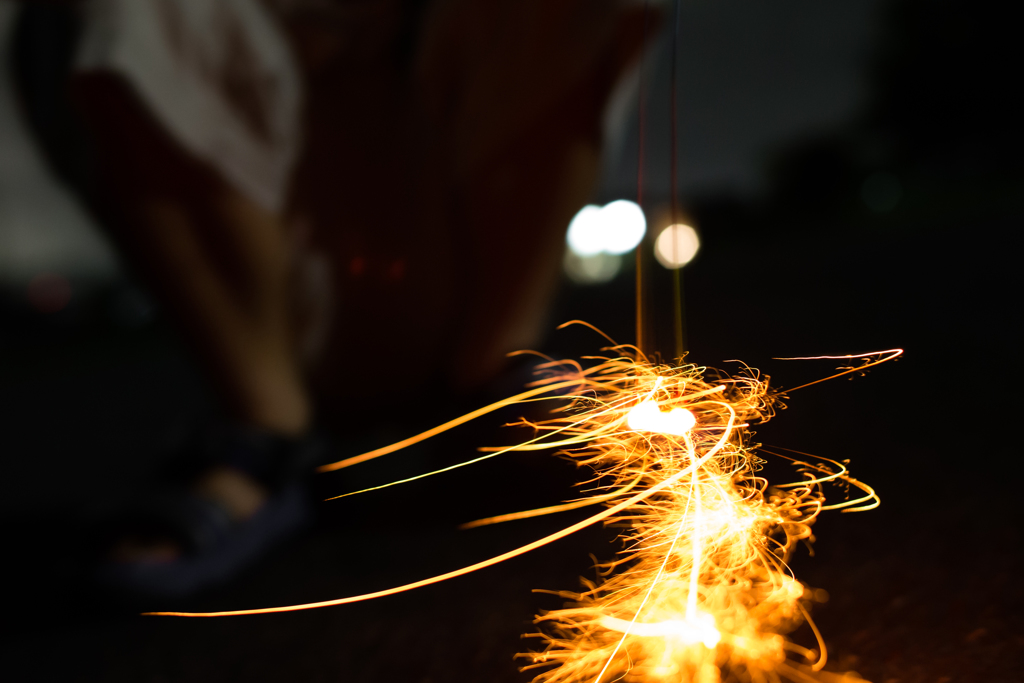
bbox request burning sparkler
[150,321,899,683]
[510,346,888,683]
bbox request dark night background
[1,1,1021,682]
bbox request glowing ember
[600,615,721,650]
[149,324,900,683]
[627,393,697,436]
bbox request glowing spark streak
[776,348,903,393]
[460,497,616,530]
[317,378,586,472]
[460,470,648,530]
[760,447,880,512]
[798,600,828,671]
[324,393,641,501]
[556,319,620,345]
[145,405,737,617]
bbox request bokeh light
[566,200,646,257]
[654,223,700,269]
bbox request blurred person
[11,0,649,597]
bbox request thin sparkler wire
[635,0,651,356]
[670,0,685,361]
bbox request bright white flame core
[600,614,721,649]
[566,200,646,256]
[655,223,700,269]
[627,401,696,436]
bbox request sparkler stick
[669,0,685,360]
[635,0,651,356]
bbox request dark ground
[2,0,1023,681]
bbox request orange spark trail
[146,414,733,617]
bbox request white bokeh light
[566,205,605,256]
[655,223,700,269]
[566,200,646,257]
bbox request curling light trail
[149,326,900,683]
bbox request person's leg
[74,72,311,562]
[74,73,310,436]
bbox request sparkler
[510,342,897,683]
[150,321,900,683]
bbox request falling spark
[149,324,900,683]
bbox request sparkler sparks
[511,346,877,683]
[149,324,899,683]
